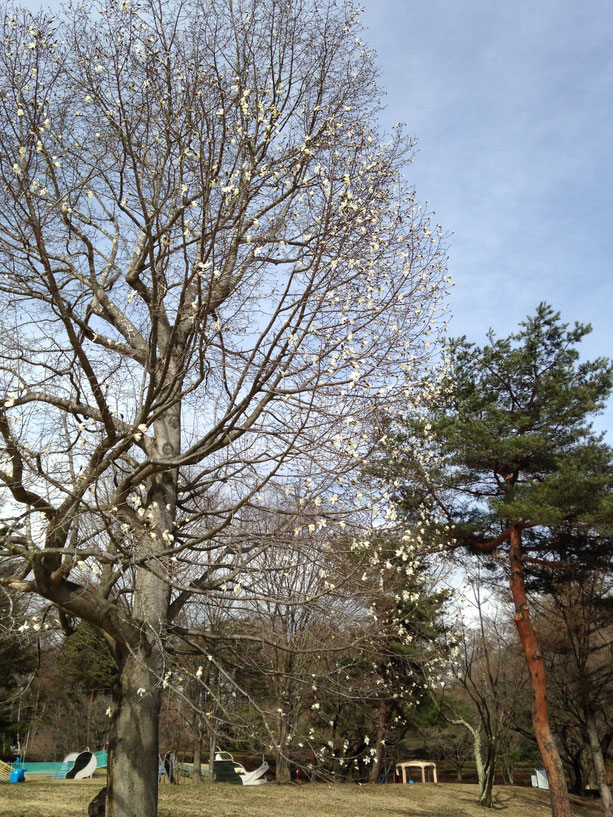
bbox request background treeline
[1,304,612,815]
[2,538,612,798]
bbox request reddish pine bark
[508,526,571,817]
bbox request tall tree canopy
[0,1,448,814]
[386,303,613,817]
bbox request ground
[0,779,605,817]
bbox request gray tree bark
[275,717,291,782]
[107,648,164,817]
[479,746,497,808]
[368,699,388,784]
[585,705,613,817]
[209,731,217,783]
[192,728,202,784]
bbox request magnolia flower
[133,424,147,441]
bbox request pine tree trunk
[509,527,570,817]
[585,704,613,817]
[369,699,388,783]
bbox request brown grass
[0,778,605,817]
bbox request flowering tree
[0,0,448,813]
[171,516,446,783]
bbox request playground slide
[11,751,103,779]
[240,760,269,786]
[65,751,97,779]
[212,752,268,786]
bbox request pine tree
[390,304,613,817]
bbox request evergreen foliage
[384,304,613,817]
[395,303,613,572]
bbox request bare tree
[0,0,447,814]
[441,584,526,807]
[539,574,613,816]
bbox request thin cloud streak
[363,0,613,414]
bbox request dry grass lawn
[0,779,605,817]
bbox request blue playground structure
[2,750,107,780]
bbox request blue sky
[363,0,613,430]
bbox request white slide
[65,751,98,779]
[213,752,269,786]
[240,760,269,786]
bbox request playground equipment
[531,768,549,790]
[0,759,24,782]
[0,759,25,782]
[212,752,268,785]
[395,760,438,784]
[65,751,97,779]
[11,750,106,779]
[177,760,211,780]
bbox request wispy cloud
[364,0,613,400]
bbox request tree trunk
[369,699,388,783]
[105,424,176,816]
[209,730,217,783]
[473,728,485,799]
[448,715,482,792]
[585,704,613,817]
[275,755,291,782]
[275,717,291,782]
[479,746,496,808]
[500,756,514,786]
[509,527,570,817]
[192,729,202,783]
[107,646,164,817]
[87,688,94,748]
[569,753,584,796]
